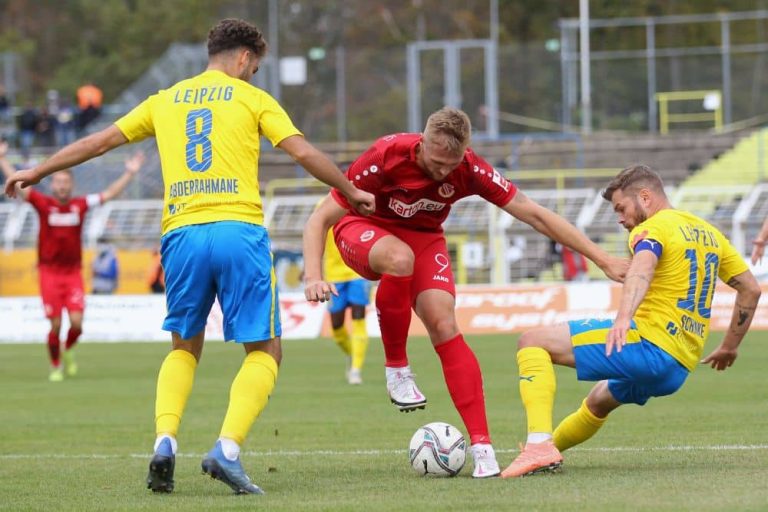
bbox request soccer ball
[408,422,467,477]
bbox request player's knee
[385,249,415,276]
[426,317,459,344]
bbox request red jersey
[27,188,101,270]
[331,133,517,232]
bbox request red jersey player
[0,141,144,381]
[303,107,628,478]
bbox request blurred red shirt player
[303,107,628,478]
[0,141,143,381]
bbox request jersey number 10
[185,108,213,172]
[676,249,719,319]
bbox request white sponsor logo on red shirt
[388,197,446,218]
[360,230,375,242]
[48,212,80,227]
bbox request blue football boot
[201,440,264,495]
[146,437,175,493]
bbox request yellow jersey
[629,209,748,371]
[324,229,361,283]
[114,69,302,235]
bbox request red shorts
[39,266,85,318]
[333,217,455,297]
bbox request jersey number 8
[185,108,213,172]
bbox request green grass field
[1,332,766,511]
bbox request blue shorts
[568,318,689,405]
[327,279,371,314]
[160,221,281,342]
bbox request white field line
[1,444,767,460]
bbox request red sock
[376,274,413,368]
[47,331,61,367]
[65,327,82,350]
[434,334,491,445]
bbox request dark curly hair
[207,18,267,58]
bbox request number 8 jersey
[115,69,301,235]
[628,209,748,370]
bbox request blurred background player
[0,140,143,381]
[4,18,374,495]
[303,107,627,479]
[502,165,760,478]
[323,227,370,385]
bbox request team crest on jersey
[360,230,375,242]
[438,183,455,198]
[631,230,649,248]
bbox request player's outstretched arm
[0,140,29,200]
[607,250,658,356]
[277,135,375,216]
[4,125,128,198]
[750,217,768,264]
[303,194,347,303]
[100,151,145,202]
[702,270,761,370]
[501,191,629,282]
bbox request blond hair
[602,164,665,201]
[424,107,471,154]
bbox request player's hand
[601,256,630,283]
[701,344,738,371]
[347,189,375,216]
[4,169,39,198]
[304,279,338,303]
[750,240,765,265]
[0,140,8,158]
[125,151,145,175]
[605,317,630,356]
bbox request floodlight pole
[579,0,592,134]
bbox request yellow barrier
[0,249,156,296]
[656,90,723,135]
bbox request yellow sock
[517,346,556,434]
[219,351,279,445]
[155,349,197,437]
[553,398,607,452]
[332,326,352,356]
[350,319,368,370]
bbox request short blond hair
[601,164,665,201]
[424,107,471,154]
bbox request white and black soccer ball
[409,422,466,477]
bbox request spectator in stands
[55,100,77,146]
[36,107,56,148]
[17,102,39,159]
[550,240,589,281]
[147,246,165,294]
[0,142,144,382]
[76,81,103,132]
[0,85,10,124]
[302,107,628,479]
[91,239,119,294]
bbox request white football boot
[470,443,501,478]
[386,368,427,412]
[347,368,363,385]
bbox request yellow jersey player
[323,228,370,385]
[500,164,761,478]
[5,19,374,495]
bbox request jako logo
[388,197,445,218]
[360,230,375,242]
[438,183,455,198]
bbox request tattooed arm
[701,271,761,371]
[606,249,658,357]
